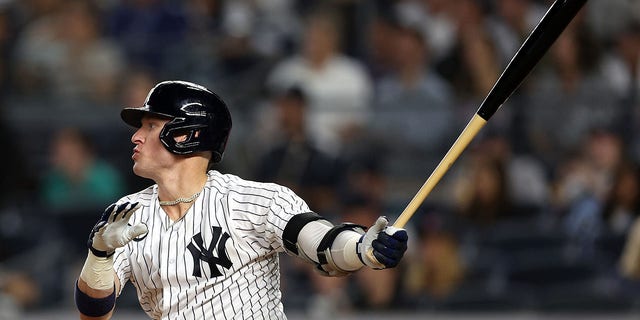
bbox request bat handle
[365,248,378,266]
[392,114,488,228]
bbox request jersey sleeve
[113,246,131,296]
[229,183,311,253]
[266,186,312,251]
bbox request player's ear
[171,129,199,143]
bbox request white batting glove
[88,202,148,258]
[357,216,408,269]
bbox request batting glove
[88,202,148,258]
[357,216,408,269]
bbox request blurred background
[1,0,640,319]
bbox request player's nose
[131,129,144,145]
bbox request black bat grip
[476,0,588,121]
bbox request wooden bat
[392,0,588,228]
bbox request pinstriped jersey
[112,170,310,319]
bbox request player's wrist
[89,243,114,258]
[80,250,115,291]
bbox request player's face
[130,116,178,179]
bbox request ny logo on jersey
[187,226,232,278]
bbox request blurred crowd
[1,0,640,317]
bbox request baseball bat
[392,0,588,228]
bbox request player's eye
[141,118,166,130]
[146,122,159,130]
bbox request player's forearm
[77,278,115,320]
[75,252,117,319]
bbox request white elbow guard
[282,212,365,276]
[315,223,365,277]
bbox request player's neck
[158,171,207,195]
[156,170,208,220]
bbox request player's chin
[132,163,150,178]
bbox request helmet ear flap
[159,118,206,155]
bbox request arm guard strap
[315,223,365,276]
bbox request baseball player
[74,80,408,319]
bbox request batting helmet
[121,80,232,163]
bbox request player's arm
[76,275,116,320]
[75,202,147,319]
[283,213,408,276]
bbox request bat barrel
[477,0,588,120]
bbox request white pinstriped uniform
[112,170,310,319]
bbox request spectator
[450,151,515,226]
[392,0,456,63]
[40,127,125,213]
[171,0,300,105]
[605,22,640,99]
[404,214,464,302]
[554,129,627,258]
[553,129,625,216]
[253,87,344,216]
[524,13,618,169]
[13,0,125,105]
[220,0,301,59]
[266,8,373,155]
[477,132,550,215]
[435,0,501,107]
[490,0,546,65]
[601,162,640,235]
[600,22,640,157]
[369,23,456,195]
[363,13,398,81]
[584,0,638,44]
[104,0,187,72]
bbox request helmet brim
[121,106,174,128]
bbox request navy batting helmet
[121,80,232,163]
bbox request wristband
[89,245,114,258]
[75,280,115,317]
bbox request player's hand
[88,202,148,258]
[358,216,408,269]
